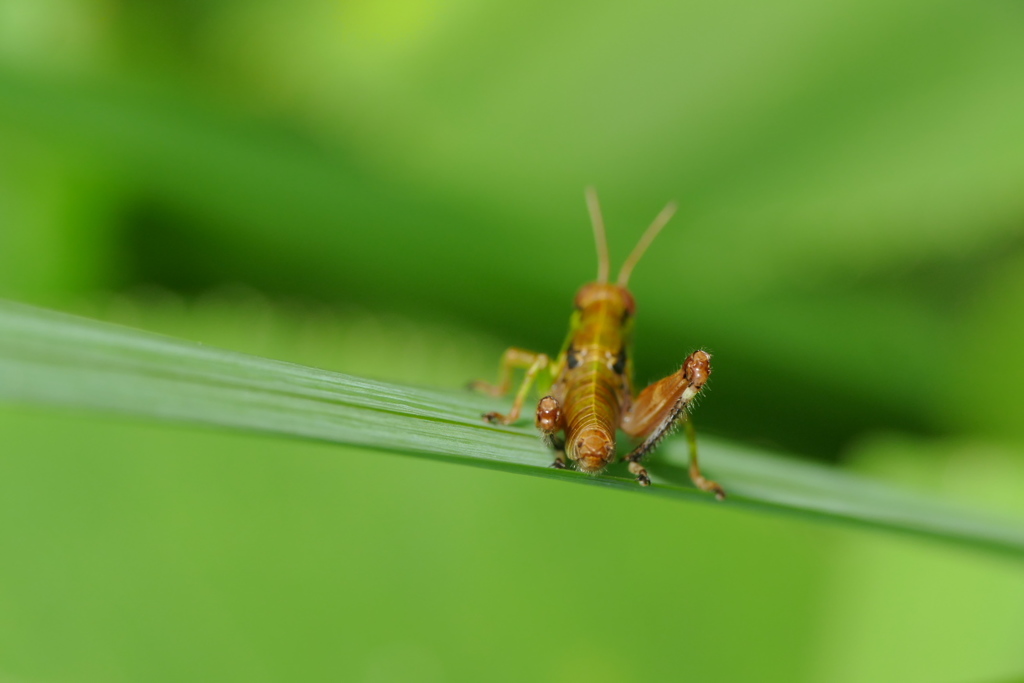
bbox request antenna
[585,187,610,283]
[616,201,677,287]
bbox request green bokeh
[1,0,1023,680]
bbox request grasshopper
[472,188,724,498]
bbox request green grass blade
[1,299,1022,556]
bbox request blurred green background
[2,0,1024,681]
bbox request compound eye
[567,346,581,369]
[612,348,627,375]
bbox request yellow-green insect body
[473,189,723,497]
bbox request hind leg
[536,395,567,469]
[620,350,724,498]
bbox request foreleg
[470,348,551,425]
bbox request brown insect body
[472,190,724,498]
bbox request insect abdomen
[563,361,621,473]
